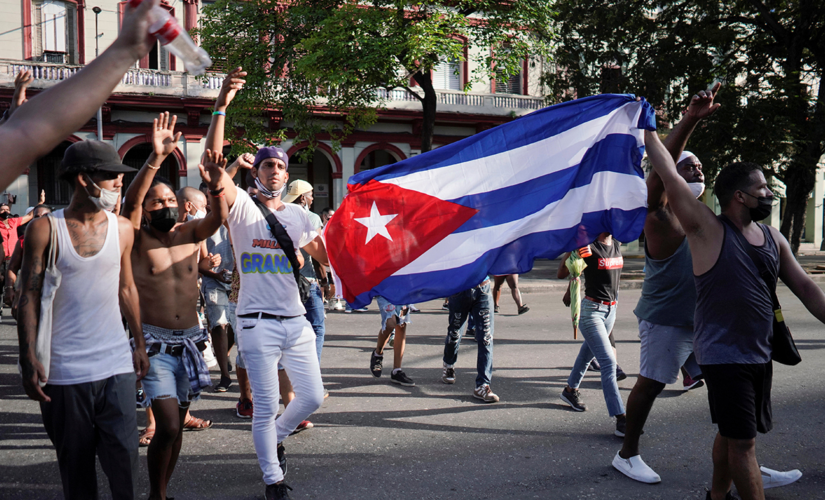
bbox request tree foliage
[198,1,554,157]
[546,0,825,252]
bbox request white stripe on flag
[391,171,646,276]
[380,102,645,200]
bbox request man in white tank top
[17,140,148,499]
[204,69,330,500]
[121,113,229,500]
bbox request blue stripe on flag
[347,207,647,308]
[449,134,645,232]
[348,94,655,186]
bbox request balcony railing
[2,60,546,115]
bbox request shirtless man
[121,112,228,500]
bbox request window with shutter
[495,70,522,94]
[42,0,67,53]
[33,0,76,64]
[432,58,461,91]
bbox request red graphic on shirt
[252,239,281,249]
[598,257,624,270]
[325,179,478,302]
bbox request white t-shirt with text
[227,190,318,317]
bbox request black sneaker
[370,351,383,378]
[588,359,601,371]
[265,482,293,500]
[616,365,627,381]
[494,305,500,313]
[518,305,530,315]
[215,376,232,392]
[277,442,287,476]
[390,370,415,387]
[705,489,738,500]
[615,418,643,438]
[559,388,587,412]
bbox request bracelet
[212,110,226,116]
[213,192,226,198]
[209,187,225,196]
[147,163,161,170]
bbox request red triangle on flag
[326,179,478,301]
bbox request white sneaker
[612,451,661,484]
[760,466,802,489]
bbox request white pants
[237,314,324,485]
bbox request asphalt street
[2,286,825,500]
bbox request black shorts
[701,362,773,440]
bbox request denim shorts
[638,319,699,384]
[142,352,196,408]
[376,296,410,331]
[204,286,234,328]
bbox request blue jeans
[444,282,494,387]
[303,282,326,364]
[567,299,624,416]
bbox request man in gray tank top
[613,87,720,485]
[645,126,825,500]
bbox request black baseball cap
[59,140,137,180]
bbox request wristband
[213,192,226,198]
[209,187,225,196]
[213,110,226,116]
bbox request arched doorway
[287,148,334,213]
[355,143,406,174]
[38,140,76,206]
[121,143,180,192]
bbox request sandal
[183,415,213,431]
[139,427,155,447]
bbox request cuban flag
[325,94,656,307]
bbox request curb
[519,274,825,294]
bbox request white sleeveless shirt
[48,209,133,385]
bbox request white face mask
[187,209,206,221]
[255,177,285,199]
[688,182,705,199]
[84,176,120,211]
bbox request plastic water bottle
[128,0,212,75]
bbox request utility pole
[93,6,103,141]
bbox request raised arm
[122,112,182,228]
[644,129,719,237]
[0,70,33,126]
[117,216,148,380]
[649,83,722,210]
[188,150,229,242]
[773,227,825,324]
[16,216,51,402]
[206,68,246,209]
[225,153,255,179]
[0,0,157,192]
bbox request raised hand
[152,111,182,157]
[12,70,33,109]
[685,81,721,121]
[237,152,254,169]
[215,67,247,111]
[114,0,160,62]
[199,149,228,190]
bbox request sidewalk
[519,253,825,293]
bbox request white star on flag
[355,202,398,244]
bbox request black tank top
[694,218,778,365]
[582,239,623,302]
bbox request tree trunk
[413,71,438,153]
[780,156,818,255]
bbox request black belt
[148,340,207,357]
[239,312,301,321]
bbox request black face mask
[147,207,179,232]
[742,191,773,221]
[0,212,9,220]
